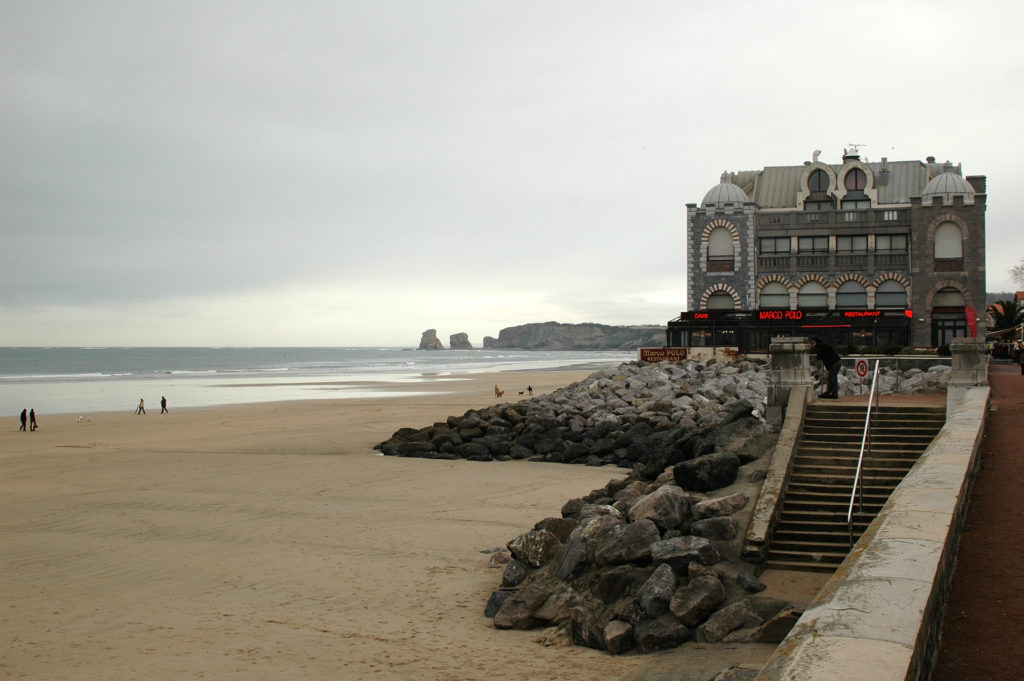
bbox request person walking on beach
[810,337,841,399]
[29,409,38,431]
[19,408,27,432]
[160,396,168,413]
[136,398,145,415]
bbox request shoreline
[1,363,627,418]
[0,368,645,681]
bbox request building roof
[701,171,750,207]
[921,161,976,205]
[724,154,956,209]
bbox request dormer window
[842,168,870,210]
[804,169,834,211]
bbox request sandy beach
[0,370,654,680]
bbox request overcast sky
[2,1,1022,347]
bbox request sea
[0,347,636,417]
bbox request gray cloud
[3,1,1023,345]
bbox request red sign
[758,310,804,321]
[841,310,883,318]
[639,347,688,362]
[856,359,869,377]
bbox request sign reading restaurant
[639,347,688,362]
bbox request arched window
[798,281,828,309]
[804,169,833,211]
[934,222,963,258]
[876,280,908,309]
[933,287,965,308]
[934,222,964,272]
[706,291,735,310]
[841,168,870,210]
[707,227,734,271]
[759,282,790,309]
[836,281,867,309]
[808,169,829,192]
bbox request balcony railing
[706,256,735,272]
[757,253,911,274]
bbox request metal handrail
[847,359,881,547]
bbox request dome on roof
[921,161,975,205]
[701,171,749,207]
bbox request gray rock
[604,620,635,655]
[594,518,661,566]
[484,589,514,617]
[751,606,802,643]
[507,529,561,568]
[501,558,529,588]
[650,536,721,573]
[691,516,737,540]
[737,571,766,594]
[695,600,762,643]
[570,602,606,650]
[692,492,748,520]
[636,563,677,618]
[634,616,690,653]
[627,484,691,531]
[669,574,726,627]
[673,451,741,492]
[493,585,551,629]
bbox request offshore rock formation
[449,332,473,350]
[482,322,665,350]
[418,329,445,350]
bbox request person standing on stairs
[810,337,841,399]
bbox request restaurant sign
[639,347,688,362]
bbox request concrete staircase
[764,402,945,572]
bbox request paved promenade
[931,363,1024,680]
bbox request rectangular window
[759,237,790,254]
[836,235,868,253]
[875,234,908,252]
[798,236,829,253]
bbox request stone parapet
[767,337,813,416]
[754,386,989,681]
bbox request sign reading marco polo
[639,347,688,362]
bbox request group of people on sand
[135,396,169,415]
[18,408,38,432]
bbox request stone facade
[683,151,987,349]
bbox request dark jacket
[812,340,841,366]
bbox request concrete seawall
[754,386,990,681]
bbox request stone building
[669,148,986,350]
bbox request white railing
[847,359,881,546]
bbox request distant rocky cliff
[483,322,665,350]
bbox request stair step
[762,559,839,573]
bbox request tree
[988,298,1024,335]
[1012,258,1024,288]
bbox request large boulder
[493,585,551,630]
[695,600,762,643]
[634,617,690,653]
[673,451,741,491]
[507,529,561,568]
[669,574,726,626]
[593,518,661,566]
[636,563,677,618]
[627,484,691,531]
[650,536,721,573]
[418,329,445,350]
